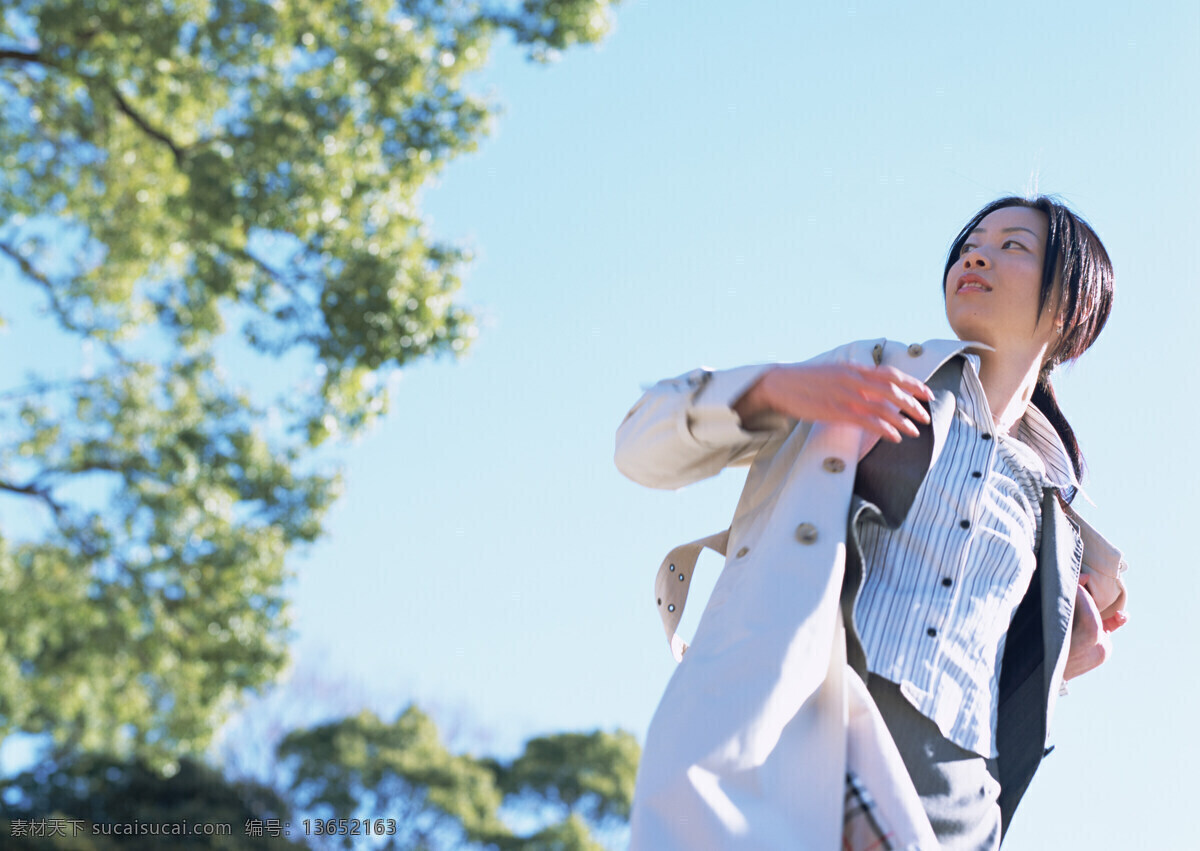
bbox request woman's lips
[956,274,991,293]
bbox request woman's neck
[974,346,1050,436]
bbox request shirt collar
[960,353,1081,497]
[1015,402,1080,494]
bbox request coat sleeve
[614,363,792,490]
[1064,505,1130,620]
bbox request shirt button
[960,519,971,529]
[942,577,952,587]
[971,471,982,478]
[822,457,846,473]
[736,546,750,558]
[795,523,818,544]
[981,433,993,441]
[907,343,923,357]
[927,627,938,637]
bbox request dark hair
[942,195,1114,488]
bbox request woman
[615,196,1129,850]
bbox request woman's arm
[733,362,934,441]
[615,359,934,491]
[614,364,784,491]
[1061,505,1130,683]
[1063,574,1128,682]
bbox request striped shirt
[852,353,1079,758]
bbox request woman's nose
[962,253,988,268]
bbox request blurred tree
[0,752,304,849]
[0,0,619,767]
[277,705,638,850]
[490,729,638,834]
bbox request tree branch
[0,476,66,519]
[35,458,151,488]
[0,241,132,366]
[0,475,112,561]
[232,246,313,307]
[0,241,87,334]
[0,377,95,402]
[230,245,324,347]
[1,46,185,165]
[0,49,48,64]
[102,81,185,166]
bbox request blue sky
[4,0,1199,847]
[274,2,1196,846]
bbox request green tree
[0,704,639,850]
[0,751,305,849]
[491,730,639,837]
[0,0,619,766]
[276,705,638,850]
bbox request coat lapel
[842,354,963,677]
[1040,490,1082,725]
[994,487,1080,837]
[853,356,962,529]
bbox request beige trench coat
[615,337,1128,850]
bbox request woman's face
[944,205,1060,358]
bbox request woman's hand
[732,362,935,443]
[1063,573,1128,682]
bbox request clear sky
[5,1,1198,847]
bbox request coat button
[822,457,846,473]
[908,343,923,357]
[795,523,818,544]
[736,546,750,558]
[871,343,884,366]
[668,604,675,613]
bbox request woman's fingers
[761,362,933,441]
[842,382,925,438]
[1102,611,1128,632]
[852,363,934,399]
[846,414,904,442]
[852,366,934,423]
[866,408,920,438]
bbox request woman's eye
[959,243,976,255]
[1003,240,1027,250]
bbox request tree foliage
[1,752,303,849]
[0,0,618,765]
[491,730,638,829]
[276,704,638,850]
[0,707,638,850]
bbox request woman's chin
[946,320,991,346]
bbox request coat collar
[851,338,1079,528]
[853,348,965,529]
